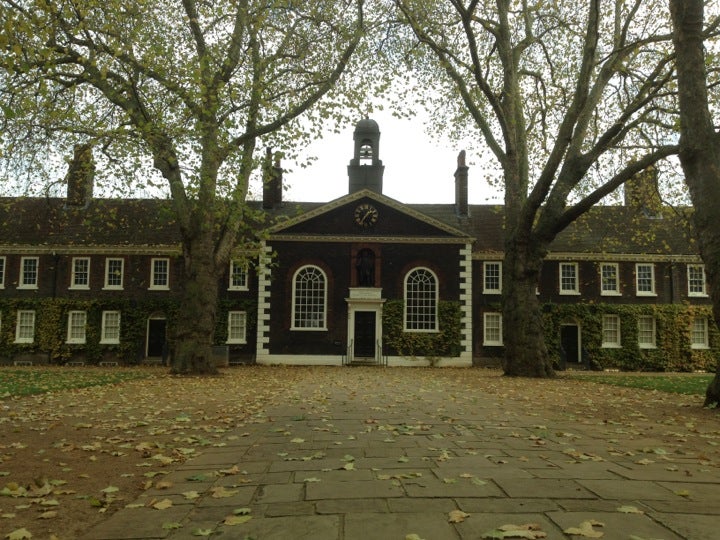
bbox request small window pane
[560,263,579,294]
[601,263,619,294]
[20,257,38,287]
[151,258,169,288]
[483,313,503,345]
[67,311,87,344]
[691,317,709,349]
[227,311,247,343]
[637,316,656,349]
[229,261,248,290]
[602,315,621,347]
[688,265,707,296]
[15,310,36,343]
[71,258,90,288]
[101,311,121,344]
[106,258,124,288]
[636,264,655,294]
[483,262,501,293]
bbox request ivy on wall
[382,300,462,359]
[0,298,256,365]
[542,303,718,372]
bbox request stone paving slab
[79,368,719,540]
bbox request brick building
[0,119,715,370]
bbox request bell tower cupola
[348,118,384,194]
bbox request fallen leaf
[183,491,200,500]
[37,511,57,519]
[406,535,426,540]
[192,529,213,537]
[448,510,470,523]
[617,505,644,514]
[481,523,546,539]
[563,520,604,538]
[211,486,238,498]
[5,529,32,540]
[162,523,182,530]
[152,499,173,510]
[223,515,252,525]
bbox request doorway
[354,311,376,358]
[146,318,167,358]
[560,324,581,366]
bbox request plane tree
[393,0,680,376]
[0,0,380,373]
[670,0,720,406]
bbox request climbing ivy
[0,298,255,365]
[542,303,717,372]
[382,300,462,360]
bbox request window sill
[17,285,38,290]
[691,345,710,350]
[600,292,622,297]
[636,292,657,297]
[601,344,622,349]
[483,289,501,295]
[638,345,657,350]
[688,293,709,298]
[100,340,120,345]
[102,286,124,291]
[226,340,247,345]
[483,342,504,347]
[148,286,170,291]
[69,286,90,291]
[66,340,86,345]
[14,339,33,344]
[559,291,581,296]
[291,327,328,331]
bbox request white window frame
[291,265,327,330]
[104,258,124,290]
[0,256,5,289]
[149,258,170,290]
[601,314,621,348]
[226,311,247,344]
[18,257,39,289]
[687,264,708,297]
[483,261,502,294]
[66,310,87,344]
[483,312,503,346]
[404,267,439,332]
[15,310,36,343]
[600,263,621,296]
[635,263,656,296]
[100,311,121,344]
[690,317,709,349]
[70,257,91,290]
[228,260,249,291]
[637,316,657,349]
[559,262,580,295]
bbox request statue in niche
[356,249,375,286]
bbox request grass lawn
[566,372,713,396]
[0,367,155,398]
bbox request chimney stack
[454,150,469,217]
[624,165,662,215]
[262,148,283,209]
[65,144,95,208]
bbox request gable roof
[265,189,472,240]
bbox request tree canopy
[0,0,385,373]
[393,0,689,376]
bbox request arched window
[292,266,327,329]
[404,267,438,331]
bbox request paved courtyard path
[81,367,719,539]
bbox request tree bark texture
[170,235,220,375]
[502,236,555,377]
[670,0,720,407]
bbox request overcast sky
[271,110,504,205]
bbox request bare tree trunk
[671,0,720,407]
[502,237,555,377]
[170,235,220,375]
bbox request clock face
[354,203,379,227]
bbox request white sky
[275,110,504,205]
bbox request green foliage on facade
[382,300,462,359]
[0,298,256,365]
[543,303,717,372]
